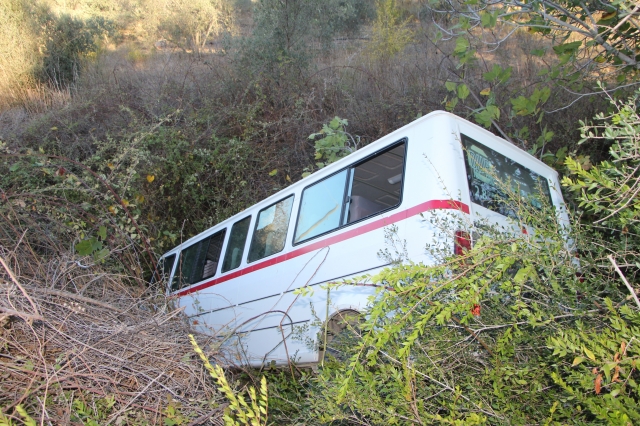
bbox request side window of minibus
[202,230,226,280]
[248,196,294,262]
[344,143,405,224]
[221,216,251,272]
[294,141,406,244]
[294,170,348,243]
[152,254,175,287]
[171,229,226,292]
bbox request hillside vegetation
[0,0,639,424]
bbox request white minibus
[155,111,569,367]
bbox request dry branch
[0,307,43,322]
[608,254,640,309]
[0,255,40,316]
[0,239,228,425]
[28,286,125,313]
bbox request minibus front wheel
[318,309,362,364]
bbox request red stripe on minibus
[175,199,469,297]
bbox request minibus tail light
[454,231,471,256]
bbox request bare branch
[608,255,640,309]
[0,256,40,316]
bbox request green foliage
[306,116,358,173]
[40,13,117,87]
[140,129,259,244]
[0,406,37,426]
[235,0,374,77]
[162,397,191,425]
[75,236,102,255]
[452,36,476,66]
[190,335,268,426]
[424,0,639,149]
[71,396,116,425]
[14,406,36,426]
[157,0,231,55]
[443,0,639,74]
[296,149,639,423]
[474,105,500,128]
[0,146,151,275]
[75,226,109,261]
[1,117,265,261]
[563,88,640,232]
[510,87,550,118]
[367,0,414,60]
[547,301,640,425]
[259,369,314,423]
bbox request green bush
[563,89,640,235]
[0,116,266,272]
[300,206,637,424]
[139,128,262,247]
[367,0,414,61]
[157,0,232,55]
[40,13,117,88]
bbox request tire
[318,309,361,363]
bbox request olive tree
[157,0,232,55]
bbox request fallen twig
[29,286,124,313]
[0,307,43,322]
[0,256,40,316]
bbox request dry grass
[0,231,230,424]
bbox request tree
[421,0,639,150]
[157,0,232,55]
[367,0,414,60]
[41,14,116,88]
[235,0,375,78]
[429,0,639,71]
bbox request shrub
[139,129,263,247]
[157,0,233,55]
[367,0,414,61]
[234,0,374,79]
[563,88,640,236]
[300,203,636,423]
[40,14,117,88]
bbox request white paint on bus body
[157,111,569,367]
